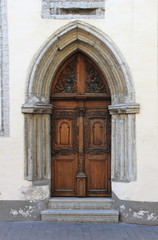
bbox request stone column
[109,104,140,182]
[22,103,53,185]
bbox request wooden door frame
[22,21,140,200]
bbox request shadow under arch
[22,21,140,188]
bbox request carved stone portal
[22,21,140,188]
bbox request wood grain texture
[51,53,111,197]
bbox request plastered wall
[0,0,157,202]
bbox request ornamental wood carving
[52,110,78,155]
[84,58,109,94]
[84,110,111,155]
[53,56,77,93]
[51,53,110,96]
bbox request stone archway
[22,21,140,189]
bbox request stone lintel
[22,104,53,114]
[109,103,140,115]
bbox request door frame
[22,21,140,200]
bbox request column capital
[22,103,53,114]
[108,103,140,115]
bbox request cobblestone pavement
[0,222,158,240]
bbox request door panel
[54,156,77,195]
[51,106,78,196]
[87,157,107,190]
[84,106,111,196]
[56,119,72,147]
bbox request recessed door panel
[54,158,75,193]
[88,158,106,189]
[55,119,72,147]
[92,122,103,145]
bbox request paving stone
[0,222,158,240]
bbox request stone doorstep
[48,197,114,209]
[41,197,119,223]
[41,209,119,223]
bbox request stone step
[48,197,113,209]
[41,209,119,223]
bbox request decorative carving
[85,148,110,155]
[52,111,78,119]
[78,108,85,117]
[54,148,76,155]
[86,110,109,119]
[84,110,111,154]
[84,58,109,94]
[78,152,85,174]
[54,57,77,93]
[52,110,78,155]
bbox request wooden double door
[51,53,111,197]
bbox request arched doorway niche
[22,21,140,188]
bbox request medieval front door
[50,53,111,197]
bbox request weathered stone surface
[108,103,140,181]
[25,21,136,104]
[109,103,140,115]
[22,103,53,114]
[0,196,158,224]
[48,197,113,209]
[19,185,50,201]
[112,193,158,225]
[41,209,119,223]
[24,113,51,181]
[42,197,119,223]
[0,0,9,137]
[0,200,47,221]
[42,0,105,19]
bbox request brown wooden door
[51,53,111,197]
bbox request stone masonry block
[42,0,105,19]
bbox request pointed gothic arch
[22,21,140,186]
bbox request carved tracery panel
[52,53,110,96]
[53,56,77,93]
[83,57,109,94]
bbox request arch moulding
[22,21,140,187]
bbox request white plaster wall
[0,0,157,201]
